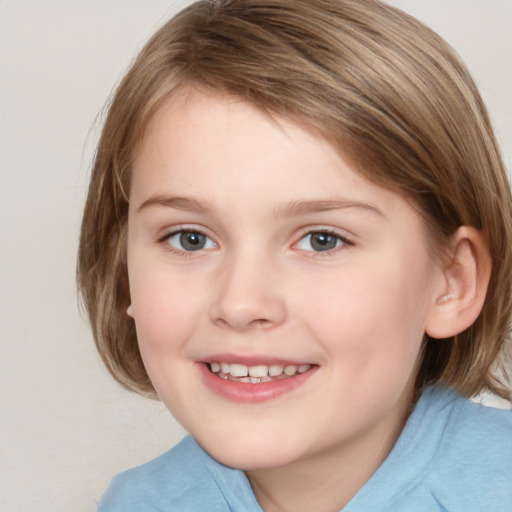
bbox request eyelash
[157,228,353,256]
[158,228,216,256]
[294,229,353,256]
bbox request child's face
[127,89,443,471]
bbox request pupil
[311,233,337,251]
[180,232,205,251]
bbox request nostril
[213,316,272,330]
[208,280,287,331]
[249,318,273,328]
[213,318,230,328]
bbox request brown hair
[78,0,512,399]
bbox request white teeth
[248,365,268,378]
[209,361,312,379]
[229,363,248,377]
[268,364,284,377]
[284,365,298,376]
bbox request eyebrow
[275,199,384,218]
[137,195,212,214]
[136,194,384,219]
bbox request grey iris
[310,233,338,251]
[180,232,206,251]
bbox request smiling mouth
[208,362,312,383]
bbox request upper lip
[200,354,314,366]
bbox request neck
[246,393,411,512]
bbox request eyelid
[157,225,218,254]
[293,227,354,254]
[155,224,353,256]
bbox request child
[78,1,512,510]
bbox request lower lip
[198,363,317,403]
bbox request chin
[217,451,295,472]
[196,432,301,471]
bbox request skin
[126,88,448,511]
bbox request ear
[127,304,134,317]
[425,226,491,339]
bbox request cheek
[300,258,430,377]
[128,268,207,408]
[129,265,205,354]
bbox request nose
[208,251,287,331]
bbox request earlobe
[425,227,491,339]
[127,304,134,317]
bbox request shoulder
[436,391,512,467]
[97,436,232,512]
[427,390,512,511]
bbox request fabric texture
[97,387,512,511]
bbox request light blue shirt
[98,387,512,511]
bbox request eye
[296,231,347,252]
[165,230,216,252]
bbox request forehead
[134,90,359,194]
[133,88,335,180]
[130,88,421,230]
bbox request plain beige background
[0,1,510,511]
